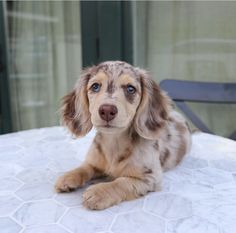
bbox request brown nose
[99,104,118,122]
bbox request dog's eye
[91,83,101,92]
[127,85,136,94]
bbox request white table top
[0,127,236,233]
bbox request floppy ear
[61,67,94,137]
[134,69,171,140]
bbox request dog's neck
[99,131,125,143]
[95,126,140,163]
[97,125,139,145]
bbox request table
[0,127,236,233]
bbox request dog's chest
[101,142,133,177]
[101,141,155,179]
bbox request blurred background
[0,1,235,136]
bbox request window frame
[80,1,133,67]
[0,1,12,134]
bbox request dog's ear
[61,67,94,137]
[134,69,171,139]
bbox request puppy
[55,61,191,210]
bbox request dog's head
[61,61,171,139]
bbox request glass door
[132,1,236,137]
[5,0,82,131]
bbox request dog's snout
[99,104,118,122]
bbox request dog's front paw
[55,172,86,193]
[83,183,121,210]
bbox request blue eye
[91,83,101,92]
[127,85,136,94]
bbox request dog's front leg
[83,176,158,210]
[55,161,102,192]
[55,141,106,193]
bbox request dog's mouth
[99,124,116,129]
[96,123,124,130]
[104,124,112,128]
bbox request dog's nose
[99,104,118,122]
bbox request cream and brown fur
[55,61,191,210]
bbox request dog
[55,61,191,210]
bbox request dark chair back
[160,79,236,140]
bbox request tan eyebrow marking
[87,72,108,91]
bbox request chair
[160,79,236,140]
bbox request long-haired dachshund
[55,61,191,210]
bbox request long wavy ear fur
[61,67,94,137]
[134,69,171,139]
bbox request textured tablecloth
[0,127,236,233]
